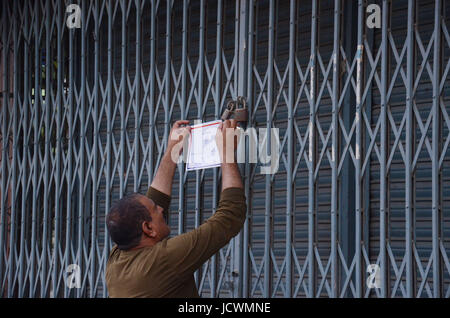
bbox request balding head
[106,193,152,250]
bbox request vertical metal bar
[104,0,113,297]
[53,0,63,298]
[432,0,442,298]
[233,0,239,103]
[165,0,173,227]
[363,5,375,278]
[286,0,296,298]
[178,0,187,236]
[308,0,318,298]
[235,0,248,298]
[0,0,9,295]
[164,0,172,150]
[8,0,19,298]
[19,1,30,298]
[120,0,126,196]
[355,0,364,298]
[238,0,248,100]
[77,0,87,297]
[149,0,155,182]
[135,0,141,192]
[42,0,51,297]
[194,0,205,287]
[357,0,365,298]
[243,0,254,298]
[64,1,75,297]
[164,0,173,226]
[340,1,356,296]
[264,0,275,298]
[212,0,223,297]
[163,0,173,208]
[331,0,340,298]
[30,0,40,297]
[380,0,389,298]
[405,0,415,298]
[91,0,100,298]
[231,0,239,297]
[5,5,11,294]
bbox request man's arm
[146,120,191,214]
[162,120,246,278]
[217,120,243,190]
[149,152,177,196]
[145,157,173,216]
[221,163,243,190]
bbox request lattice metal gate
[1,0,450,298]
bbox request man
[105,119,246,297]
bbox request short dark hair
[106,193,151,250]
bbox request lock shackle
[221,97,248,122]
[237,96,247,109]
[226,100,236,111]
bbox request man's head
[107,194,170,250]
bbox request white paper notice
[186,120,222,171]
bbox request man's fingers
[173,120,190,128]
[181,127,191,138]
[175,120,190,125]
[170,126,190,142]
[229,119,237,129]
[222,119,237,130]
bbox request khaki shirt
[105,187,246,298]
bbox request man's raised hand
[168,120,191,164]
[215,119,241,165]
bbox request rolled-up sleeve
[146,186,171,215]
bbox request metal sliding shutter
[1,0,450,298]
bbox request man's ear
[142,221,156,238]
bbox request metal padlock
[221,100,236,121]
[233,96,248,122]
